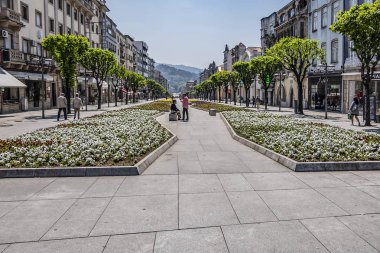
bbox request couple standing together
[57,93,83,121]
[171,93,189,121]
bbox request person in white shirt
[57,93,67,121]
[73,93,83,120]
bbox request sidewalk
[0,100,150,139]
[0,108,379,252]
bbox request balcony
[79,0,95,15]
[0,8,24,30]
[1,49,25,64]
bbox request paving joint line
[298,219,332,253]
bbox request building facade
[260,12,277,52]
[199,61,217,83]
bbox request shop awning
[0,67,27,88]
[77,76,97,85]
[7,70,54,82]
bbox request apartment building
[154,69,168,91]
[124,34,136,72]
[134,40,153,78]
[0,0,109,113]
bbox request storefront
[0,67,27,114]
[308,74,342,112]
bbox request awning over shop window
[7,70,54,82]
[77,77,108,88]
[0,67,27,88]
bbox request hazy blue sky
[107,0,290,68]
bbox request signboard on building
[373,73,380,80]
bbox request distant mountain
[158,64,202,75]
[156,64,199,93]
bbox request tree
[128,72,145,103]
[251,56,279,110]
[267,37,324,114]
[210,73,223,103]
[331,1,380,126]
[42,34,89,113]
[233,61,254,107]
[110,65,126,107]
[145,79,157,100]
[230,71,241,105]
[80,48,117,109]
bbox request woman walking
[349,97,360,126]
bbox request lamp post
[84,68,88,111]
[254,76,257,108]
[317,63,335,119]
[35,57,53,119]
[240,81,243,106]
[275,69,286,112]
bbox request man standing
[181,93,189,121]
[57,93,67,121]
[73,93,83,120]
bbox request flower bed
[192,101,248,112]
[130,102,170,111]
[223,111,380,162]
[0,109,171,168]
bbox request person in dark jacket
[170,100,181,120]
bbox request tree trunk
[132,91,136,103]
[97,84,102,109]
[264,88,268,110]
[233,88,236,105]
[126,88,129,104]
[65,80,71,114]
[245,88,249,107]
[297,80,304,114]
[114,88,118,107]
[218,86,221,103]
[225,86,228,104]
[364,83,371,126]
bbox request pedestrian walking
[349,97,360,126]
[73,93,83,120]
[57,93,67,121]
[252,96,256,107]
[181,93,189,121]
[256,96,260,110]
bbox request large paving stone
[197,152,240,162]
[179,174,223,194]
[352,171,380,185]
[218,174,252,192]
[0,199,75,244]
[301,217,378,253]
[154,227,228,253]
[30,178,97,200]
[357,186,380,200]
[178,160,203,174]
[317,187,380,214]
[116,175,178,196]
[201,144,222,151]
[244,173,308,190]
[338,214,380,251]
[171,144,204,152]
[177,151,198,161]
[330,172,376,186]
[0,202,19,218]
[222,221,328,253]
[143,153,178,175]
[234,151,269,161]
[91,195,178,235]
[227,191,277,223]
[179,192,239,229]
[43,198,110,240]
[81,177,125,198]
[200,160,251,174]
[242,160,289,173]
[0,178,55,201]
[104,233,155,253]
[0,245,8,252]
[3,237,108,253]
[292,172,350,188]
[258,189,347,220]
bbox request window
[74,8,78,20]
[95,25,99,34]
[7,0,14,10]
[91,23,94,32]
[58,0,63,10]
[22,38,29,53]
[48,0,53,5]
[331,39,339,63]
[312,11,318,31]
[37,43,43,56]
[35,10,42,27]
[348,40,356,59]
[321,42,327,62]
[300,22,305,38]
[332,1,339,23]
[20,2,29,21]
[49,18,54,32]
[58,23,63,35]
[321,6,328,28]
[66,3,71,16]
[80,13,84,24]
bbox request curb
[0,112,178,178]
[220,113,380,172]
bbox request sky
[106,0,290,69]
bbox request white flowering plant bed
[223,111,380,162]
[0,109,171,168]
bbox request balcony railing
[1,49,24,63]
[0,7,23,26]
[79,0,95,14]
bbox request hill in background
[155,64,202,93]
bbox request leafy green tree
[80,48,117,109]
[267,38,324,114]
[230,71,241,105]
[126,72,145,103]
[210,73,223,103]
[110,65,126,107]
[233,61,254,107]
[42,34,89,113]
[331,1,380,126]
[251,56,279,110]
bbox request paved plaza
[0,108,380,252]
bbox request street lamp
[275,69,286,112]
[32,57,53,119]
[240,81,243,106]
[317,63,335,119]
